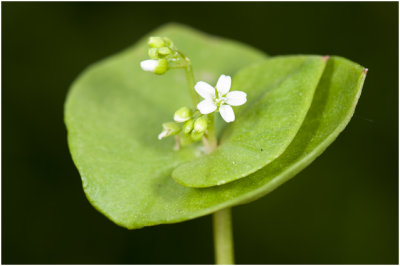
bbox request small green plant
[65,23,367,264]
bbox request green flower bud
[193,116,208,133]
[182,119,194,134]
[140,59,168,75]
[174,107,192,123]
[191,130,205,141]
[163,37,174,48]
[148,37,165,48]
[158,122,180,140]
[153,59,168,75]
[148,48,159,59]
[158,47,172,55]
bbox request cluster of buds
[140,36,187,75]
[158,106,210,145]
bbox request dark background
[2,2,398,264]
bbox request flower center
[214,87,227,107]
[214,95,227,107]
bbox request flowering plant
[65,24,367,264]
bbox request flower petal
[158,131,167,140]
[219,104,235,123]
[226,91,247,106]
[140,59,158,72]
[216,75,231,96]
[197,99,217,114]
[195,81,215,99]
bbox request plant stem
[213,208,235,265]
[180,53,233,265]
[203,113,218,153]
[183,58,199,106]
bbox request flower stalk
[184,60,200,106]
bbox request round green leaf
[172,56,327,187]
[65,23,266,228]
[65,23,366,229]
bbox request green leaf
[65,23,366,229]
[65,23,267,228]
[172,56,327,187]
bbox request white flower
[195,74,247,123]
[140,59,159,72]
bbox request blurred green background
[2,2,398,264]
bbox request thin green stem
[213,208,235,265]
[184,60,199,105]
[175,50,198,106]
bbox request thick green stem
[213,208,235,265]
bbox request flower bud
[153,59,168,74]
[182,119,194,134]
[174,107,192,123]
[163,37,174,48]
[158,122,180,140]
[193,116,208,133]
[140,59,168,75]
[140,59,158,72]
[148,48,159,59]
[148,37,165,48]
[158,47,172,56]
[191,130,205,141]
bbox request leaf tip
[363,68,369,75]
